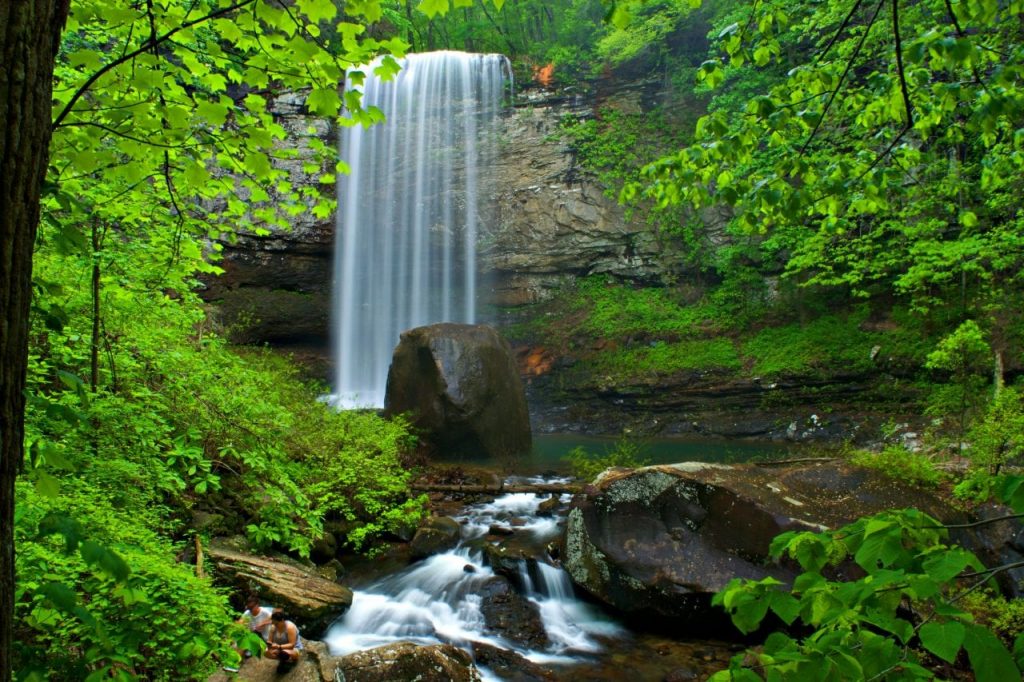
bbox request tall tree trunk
[0,2,67,680]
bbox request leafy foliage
[18,0,487,678]
[564,431,651,480]
[712,488,1024,681]
[630,0,1024,324]
[849,445,948,488]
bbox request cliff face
[203,85,676,349]
[481,90,673,306]
[200,85,919,442]
[199,94,336,378]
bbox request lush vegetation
[8,0,1024,678]
[13,0,465,678]
[712,483,1024,682]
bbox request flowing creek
[321,436,786,679]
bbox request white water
[331,51,511,408]
[324,478,625,673]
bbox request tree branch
[936,512,1024,530]
[52,0,258,130]
[891,0,914,127]
[799,0,886,157]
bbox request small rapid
[324,476,625,672]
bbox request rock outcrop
[563,460,1021,621]
[199,93,334,359]
[409,516,462,560]
[333,641,481,682]
[480,92,680,306]
[208,640,481,682]
[207,543,352,634]
[384,323,531,461]
[479,577,549,650]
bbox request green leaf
[307,87,341,117]
[39,582,78,612]
[196,100,230,126]
[959,211,979,227]
[417,0,448,19]
[297,0,337,23]
[80,540,131,581]
[964,624,1020,682]
[34,471,61,499]
[919,621,965,663]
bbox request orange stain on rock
[534,62,555,88]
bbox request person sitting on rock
[235,594,272,656]
[265,609,303,670]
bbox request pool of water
[437,433,800,474]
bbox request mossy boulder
[334,641,480,682]
[409,516,462,560]
[562,460,1015,621]
[384,323,531,462]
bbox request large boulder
[384,323,531,461]
[563,460,1020,621]
[207,543,352,634]
[409,516,462,560]
[479,577,549,650]
[333,641,481,682]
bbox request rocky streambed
[209,457,1024,681]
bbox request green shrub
[586,338,742,383]
[849,445,947,488]
[14,481,240,681]
[565,432,651,481]
[741,312,881,376]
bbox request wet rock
[664,666,700,682]
[334,641,481,682]
[384,323,531,463]
[563,460,1018,621]
[207,542,352,634]
[489,524,515,536]
[471,641,556,681]
[315,559,345,584]
[481,543,529,585]
[479,577,550,650]
[410,516,462,560]
[536,496,561,517]
[480,101,681,308]
[309,532,337,564]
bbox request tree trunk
[0,2,67,679]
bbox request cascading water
[324,477,625,677]
[332,51,511,408]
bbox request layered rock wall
[201,86,673,347]
[480,91,674,306]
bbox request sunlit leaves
[631,0,1024,312]
[714,508,1022,680]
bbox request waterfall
[332,51,511,408]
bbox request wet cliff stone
[410,516,462,560]
[470,641,557,681]
[384,323,531,461]
[334,641,481,682]
[480,98,679,307]
[563,460,1015,621]
[479,577,550,650]
[199,93,335,352]
[207,542,352,634]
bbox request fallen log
[411,482,583,495]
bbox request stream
[323,466,749,680]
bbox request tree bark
[0,2,67,680]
